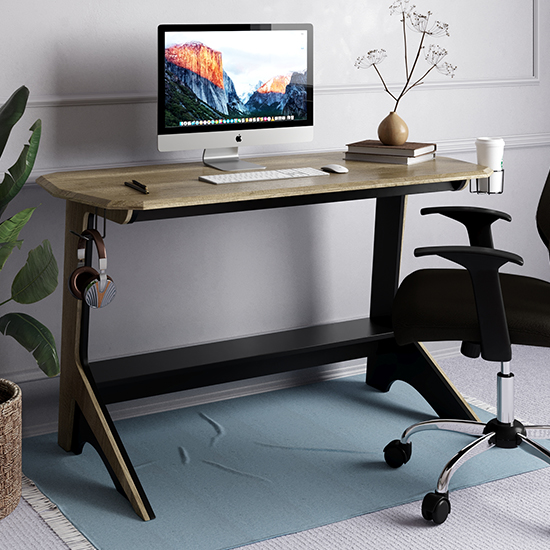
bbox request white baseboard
[107,360,367,422]
[21,360,366,438]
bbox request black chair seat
[393,268,550,349]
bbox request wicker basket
[0,379,22,520]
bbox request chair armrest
[415,245,523,362]
[421,206,512,248]
[415,245,523,270]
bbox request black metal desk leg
[367,340,478,420]
[369,195,406,323]
[366,195,478,421]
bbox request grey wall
[1,0,549,435]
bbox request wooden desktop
[37,152,492,520]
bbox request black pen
[124,180,149,194]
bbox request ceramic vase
[377,112,409,146]
[0,379,22,520]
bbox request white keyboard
[199,167,330,185]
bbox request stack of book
[344,140,437,165]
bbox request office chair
[383,169,550,524]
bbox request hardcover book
[343,151,436,165]
[346,139,436,157]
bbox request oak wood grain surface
[37,153,492,212]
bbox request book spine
[343,152,435,164]
[346,145,435,157]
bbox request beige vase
[377,111,409,146]
[0,379,22,520]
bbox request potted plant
[0,85,59,519]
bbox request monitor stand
[202,147,266,172]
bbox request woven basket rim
[0,378,21,406]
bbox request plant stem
[373,64,398,103]
[402,15,409,78]
[0,297,13,307]
[403,65,437,97]
[393,29,428,111]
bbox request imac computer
[158,23,313,171]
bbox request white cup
[475,137,505,171]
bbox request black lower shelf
[90,317,392,404]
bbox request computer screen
[157,23,313,170]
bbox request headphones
[69,229,116,309]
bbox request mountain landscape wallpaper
[163,30,309,128]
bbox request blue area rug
[22,375,548,550]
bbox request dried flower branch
[389,0,415,17]
[407,11,449,36]
[356,3,456,112]
[354,49,388,69]
[436,61,457,78]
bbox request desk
[37,152,491,521]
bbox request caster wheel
[383,439,412,468]
[422,492,451,524]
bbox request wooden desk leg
[58,201,155,521]
[366,195,478,421]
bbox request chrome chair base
[384,362,550,524]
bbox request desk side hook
[69,208,107,241]
[94,208,107,239]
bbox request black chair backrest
[536,170,550,253]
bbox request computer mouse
[320,164,349,174]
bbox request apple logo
[235,134,242,143]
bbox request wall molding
[27,92,156,109]
[317,76,539,97]
[532,0,540,80]
[24,70,540,110]
[437,133,550,155]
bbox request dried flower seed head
[436,61,457,78]
[389,0,415,17]
[430,20,450,37]
[355,49,387,69]
[425,44,448,66]
[408,11,431,33]
[407,11,450,36]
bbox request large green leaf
[0,241,23,271]
[0,86,29,160]
[0,119,42,216]
[11,239,58,304]
[0,207,35,270]
[0,312,59,377]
